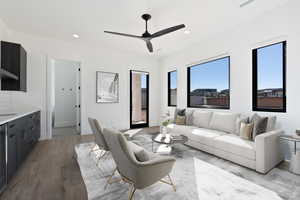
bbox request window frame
[252,41,287,113]
[187,56,231,109]
[168,70,177,107]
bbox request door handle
[9,134,15,138]
[9,124,15,129]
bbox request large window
[187,56,230,109]
[252,41,286,112]
[168,70,177,106]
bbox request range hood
[0,68,18,80]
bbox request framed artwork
[96,71,119,103]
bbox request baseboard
[54,121,76,128]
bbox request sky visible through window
[257,43,283,90]
[170,71,177,89]
[190,57,229,92]
[141,73,147,88]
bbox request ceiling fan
[104,14,185,53]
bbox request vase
[161,126,168,137]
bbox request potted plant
[161,111,171,137]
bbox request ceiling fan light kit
[104,14,185,53]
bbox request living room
[0,0,299,200]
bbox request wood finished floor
[0,135,94,200]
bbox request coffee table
[151,134,188,154]
[280,135,300,175]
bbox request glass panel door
[130,70,149,128]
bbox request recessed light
[184,30,191,34]
[72,34,80,38]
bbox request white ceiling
[0,0,290,57]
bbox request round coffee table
[151,134,188,154]
[280,135,300,175]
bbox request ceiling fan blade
[146,41,153,53]
[151,24,186,38]
[104,31,142,39]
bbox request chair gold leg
[168,174,176,192]
[128,185,136,200]
[104,168,121,190]
[159,174,176,192]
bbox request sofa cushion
[209,112,240,134]
[167,124,197,136]
[192,110,213,128]
[213,134,255,160]
[188,127,227,146]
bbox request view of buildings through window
[253,42,286,111]
[188,57,230,108]
[168,71,177,106]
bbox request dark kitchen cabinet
[0,125,6,192]
[7,122,18,182]
[0,111,40,193]
[1,41,27,91]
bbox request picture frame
[96,71,119,103]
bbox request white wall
[0,27,161,139]
[53,59,78,128]
[160,1,300,159]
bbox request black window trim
[168,70,177,107]
[187,56,231,109]
[252,41,287,113]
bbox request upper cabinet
[1,41,27,92]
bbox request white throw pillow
[266,116,277,132]
[209,112,240,134]
[192,110,213,128]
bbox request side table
[280,135,300,175]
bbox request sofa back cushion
[209,112,240,134]
[192,110,213,128]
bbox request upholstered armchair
[88,118,110,162]
[102,128,176,200]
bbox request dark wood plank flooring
[0,135,94,200]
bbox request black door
[0,125,6,192]
[130,70,149,129]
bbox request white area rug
[75,142,284,200]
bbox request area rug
[75,134,299,200]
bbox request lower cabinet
[0,125,6,192]
[2,111,41,190]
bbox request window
[168,70,177,106]
[252,41,286,112]
[187,56,230,109]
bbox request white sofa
[167,110,283,174]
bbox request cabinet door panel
[7,131,17,182]
[0,125,6,191]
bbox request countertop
[0,107,41,125]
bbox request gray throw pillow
[251,114,268,140]
[135,150,150,162]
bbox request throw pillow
[240,122,254,140]
[185,109,194,126]
[251,114,268,140]
[174,108,186,122]
[235,116,249,136]
[175,115,186,125]
[266,116,277,132]
[135,150,150,162]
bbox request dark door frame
[130,70,149,129]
